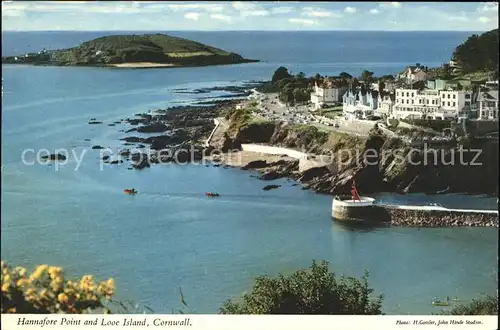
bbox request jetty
[331,184,498,228]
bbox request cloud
[167,3,223,12]
[271,7,294,14]
[231,2,270,17]
[344,6,357,14]
[210,13,232,22]
[369,8,380,14]
[477,2,498,12]
[478,16,491,23]
[288,18,316,26]
[184,12,200,21]
[302,6,342,18]
[448,13,468,21]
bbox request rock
[120,136,145,143]
[137,123,169,133]
[119,149,130,157]
[263,184,281,191]
[213,164,221,167]
[125,128,137,133]
[108,124,115,126]
[109,160,123,165]
[132,155,151,169]
[88,121,102,124]
[41,153,67,161]
[137,144,145,149]
[241,160,268,170]
[102,155,110,161]
[298,166,329,182]
[259,170,280,181]
[92,145,105,150]
[84,138,91,141]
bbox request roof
[316,78,346,89]
[478,90,499,101]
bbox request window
[453,94,456,99]
[412,93,414,97]
[447,102,450,106]
[442,101,445,106]
[447,94,450,99]
[465,94,471,99]
[411,100,414,104]
[453,102,456,107]
[406,92,409,97]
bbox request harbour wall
[332,201,498,228]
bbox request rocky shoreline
[71,81,498,228]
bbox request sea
[1,31,497,314]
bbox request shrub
[1,260,114,314]
[220,260,383,315]
[441,295,498,315]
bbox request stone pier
[332,198,499,228]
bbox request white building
[375,91,395,117]
[310,80,348,110]
[392,88,472,120]
[478,91,498,120]
[398,66,428,85]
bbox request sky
[2,1,499,31]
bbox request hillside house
[310,79,348,110]
[478,91,499,120]
[398,65,428,85]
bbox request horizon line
[3,29,484,33]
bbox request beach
[109,62,179,68]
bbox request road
[252,92,376,136]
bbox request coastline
[109,62,179,68]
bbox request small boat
[431,300,449,307]
[205,192,220,197]
[124,188,137,195]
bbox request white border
[1,315,498,330]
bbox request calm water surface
[1,31,497,314]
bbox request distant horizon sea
[2,30,497,315]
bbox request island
[1,33,259,68]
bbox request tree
[271,66,292,84]
[441,295,498,315]
[339,72,353,79]
[314,73,322,81]
[360,70,375,85]
[296,72,306,79]
[220,260,384,315]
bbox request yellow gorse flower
[14,266,27,278]
[57,293,69,304]
[1,282,10,292]
[29,264,48,282]
[16,278,29,288]
[2,260,116,313]
[48,266,63,279]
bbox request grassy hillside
[452,29,499,74]
[3,34,257,67]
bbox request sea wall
[332,203,499,227]
[385,207,498,228]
